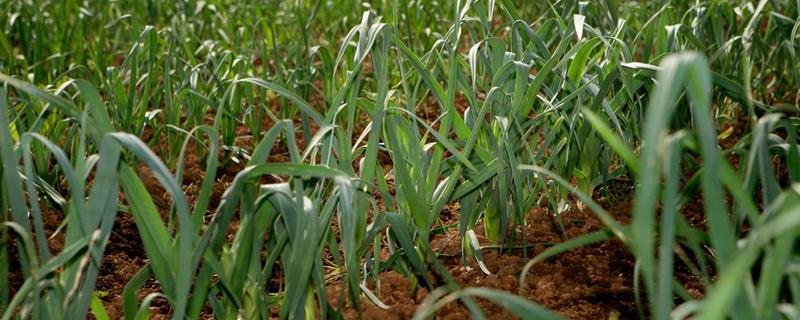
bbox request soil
[330,205,642,320]
[4,97,713,320]
[2,169,699,320]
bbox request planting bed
[2,1,800,319]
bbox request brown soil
[4,95,718,320]
[327,200,643,320]
[1,141,682,320]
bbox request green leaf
[90,293,111,320]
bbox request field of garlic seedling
[2,1,800,319]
